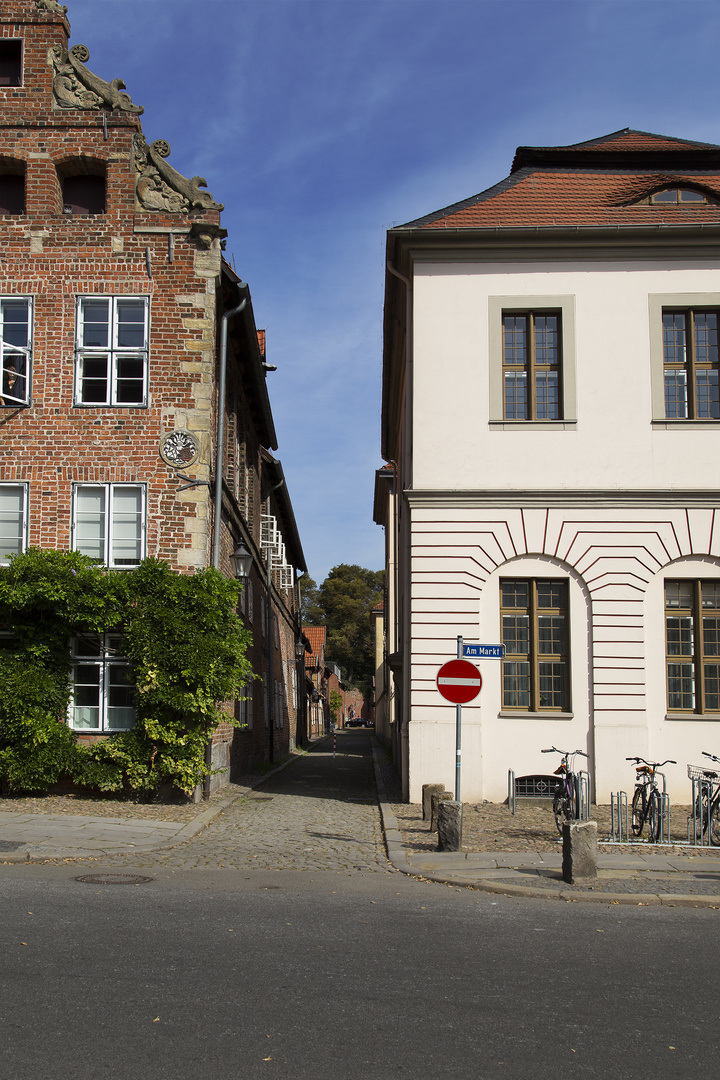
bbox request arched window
[649,188,711,205]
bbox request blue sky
[70,0,720,582]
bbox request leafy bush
[0,550,253,796]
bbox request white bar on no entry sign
[437,676,482,686]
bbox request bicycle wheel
[631,786,646,837]
[648,789,662,843]
[709,798,720,846]
[553,789,572,834]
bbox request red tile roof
[303,625,326,668]
[404,130,720,232]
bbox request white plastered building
[376,129,720,805]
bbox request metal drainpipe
[204,285,248,800]
[212,286,248,570]
[266,478,285,764]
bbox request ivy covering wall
[0,550,253,797]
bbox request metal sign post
[436,640,482,802]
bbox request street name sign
[436,658,482,704]
[462,643,505,659]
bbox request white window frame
[0,297,32,407]
[0,481,28,564]
[74,296,149,407]
[70,632,136,733]
[71,483,146,568]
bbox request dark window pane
[502,581,529,609]
[504,371,527,419]
[665,371,687,418]
[82,301,110,348]
[116,301,145,348]
[0,41,22,87]
[679,189,706,203]
[2,301,28,347]
[704,664,720,710]
[652,189,679,203]
[115,356,144,403]
[503,316,527,364]
[63,175,105,215]
[695,369,719,419]
[535,371,559,420]
[0,175,24,215]
[663,312,686,364]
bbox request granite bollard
[437,800,463,852]
[422,783,445,821]
[562,820,598,884]
[430,790,453,832]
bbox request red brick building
[0,0,306,788]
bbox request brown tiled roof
[303,625,326,668]
[405,130,720,232]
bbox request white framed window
[0,298,31,407]
[72,483,145,567]
[70,632,135,732]
[0,482,27,563]
[74,296,149,406]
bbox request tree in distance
[303,564,383,692]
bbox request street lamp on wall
[230,541,253,583]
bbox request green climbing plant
[0,550,253,797]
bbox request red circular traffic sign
[436,659,482,704]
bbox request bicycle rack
[610,791,629,841]
[687,764,718,847]
[508,770,515,815]
[658,792,671,844]
[577,770,591,821]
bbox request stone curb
[369,739,720,908]
[0,738,329,864]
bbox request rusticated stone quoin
[437,800,463,852]
[562,820,598,884]
[422,783,445,821]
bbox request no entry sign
[436,658,482,704]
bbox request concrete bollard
[562,820,598,884]
[422,783,445,821]
[437,800,463,852]
[430,790,453,832]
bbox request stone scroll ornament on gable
[49,43,144,114]
[133,135,224,214]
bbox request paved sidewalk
[0,732,388,873]
[371,743,720,906]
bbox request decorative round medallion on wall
[159,430,200,469]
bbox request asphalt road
[0,863,718,1080]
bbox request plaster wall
[412,258,720,492]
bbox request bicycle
[541,746,588,833]
[627,757,675,842]
[689,752,720,846]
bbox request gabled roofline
[511,128,720,173]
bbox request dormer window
[651,188,709,204]
[0,41,22,88]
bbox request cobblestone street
[98,731,390,874]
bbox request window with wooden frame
[502,311,562,420]
[663,308,719,419]
[665,580,720,714]
[501,579,569,711]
